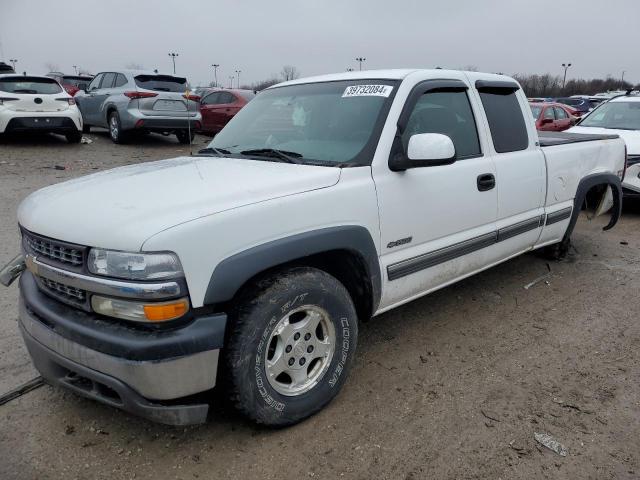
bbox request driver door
[373,79,498,310]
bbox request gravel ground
[1,131,639,479]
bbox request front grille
[39,277,87,303]
[23,231,84,267]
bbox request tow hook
[0,254,26,287]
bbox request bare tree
[125,62,144,70]
[77,67,93,76]
[281,65,300,82]
[44,62,59,72]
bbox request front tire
[224,267,358,426]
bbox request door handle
[477,173,495,191]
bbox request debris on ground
[54,165,66,170]
[620,241,628,245]
[524,263,552,290]
[0,376,44,406]
[534,432,568,456]
[81,136,93,144]
[65,425,75,435]
[480,409,501,423]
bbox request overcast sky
[1,0,638,87]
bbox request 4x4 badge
[387,237,412,249]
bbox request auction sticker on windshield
[342,85,393,98]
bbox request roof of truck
[275,68,514,88]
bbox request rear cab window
[135,75,187,92]
[0,76,62,94]
[476,81,529,153]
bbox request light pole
[229,76,234,88]
[355,57,366,71]
[561,62,572,90]
[621,70,626,88]
[72,65,78,74]
[9,58,17,70]
[235,70,241,88]
[168,52,179,74]
[211,64,220,87]
[346,67,354,72]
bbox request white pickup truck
[1,69,627,427]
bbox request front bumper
[18,271,227,425]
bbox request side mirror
[390,133,456,171]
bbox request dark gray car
[75,70,201,144]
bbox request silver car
[75,70,201,144]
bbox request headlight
[88,249,183,280]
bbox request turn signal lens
[91,295,190,323]
[144,300,189,321]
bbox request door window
[402,90,481,159]
[543,107,555,120]
[113,73,128,88]
[219,92,236,104]
[478,89,529,153]
[87,74,103,91]
[202,92,222,105]
[554,107,569,119]
[100,72,116,89]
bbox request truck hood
[568,126,640,154]
[18,156,341,250]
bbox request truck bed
[538,130,619,147]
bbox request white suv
[0,74,83,143]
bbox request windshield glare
[580,101,640,130]
[207,80,397,165]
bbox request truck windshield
[580,101,640,130]
[206,80,398,165]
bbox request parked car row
[0,69,257,144]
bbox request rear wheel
[108,111,126,144]
[224,267,358,426]
[82,124,90,134]
[176,129,195,144]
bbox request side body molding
[204,226,381,310]
[564,172,622,241]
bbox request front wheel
[224,267,358,426]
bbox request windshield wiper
[195,147,231,156]
[240,148,303,164]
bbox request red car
[199,89,255,134]
[529,102,579,131]
[46,72,94,96]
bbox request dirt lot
[1,131,639,480]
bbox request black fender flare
[203,225,382,312]
[563,172,622,242]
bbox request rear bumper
[0,109,82,133]
[121,108,201,131]
[18,271,227,425]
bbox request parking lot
[0,131,638,479]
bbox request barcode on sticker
[342,85,393,98]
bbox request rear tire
[108,111,126,144]
[65,130,82,144]
[82,124,91,134]
[224,267,358,426]
[176,129,195,144]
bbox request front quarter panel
[141,167,381,309]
